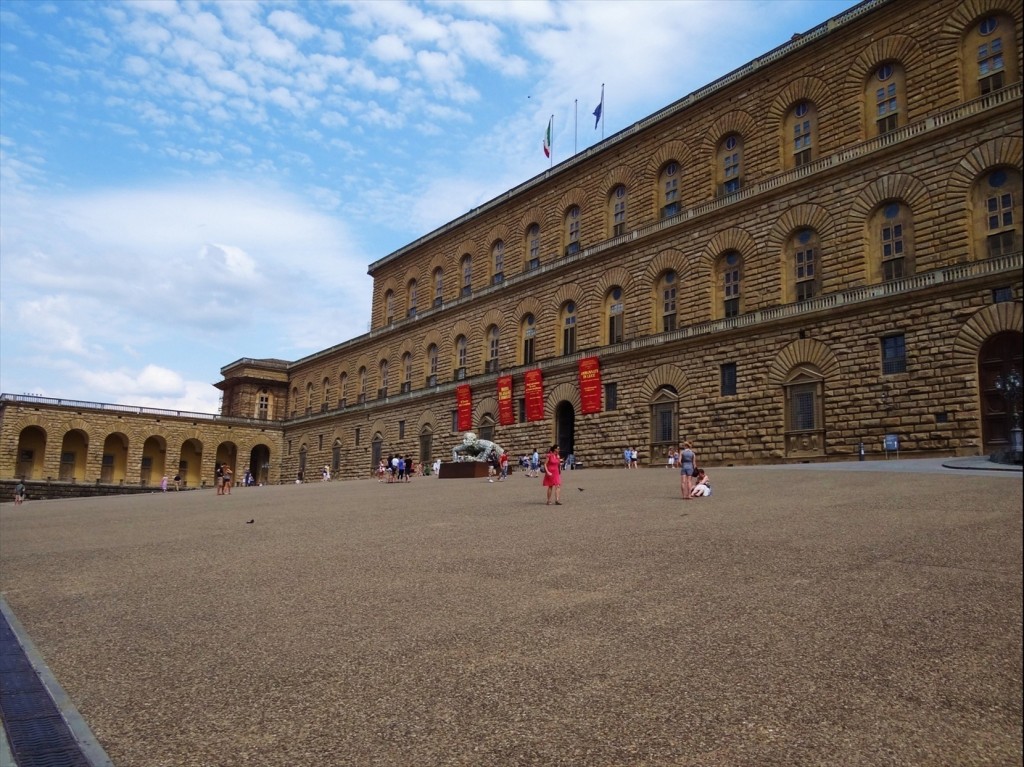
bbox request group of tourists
[378,454,417,483]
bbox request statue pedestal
[438,461,491,479]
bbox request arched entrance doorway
[250,444,271,485]
[979,330,1023,452]
[555,401,575,460]
[16,426,46,480]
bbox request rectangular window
[523,336,535,365]
[654,404,675,443]
[563,325,576,355]
[881,334,907,374]
[518,398,526,422]
[791,389,816,431]
[451,410,459,433]
[608,313,623,345]
[604,382,618,411]
[993,286,1013,303]
[354,428,360,446]
[399,420,405,439]
[720,363,737,396]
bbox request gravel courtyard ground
[1,463,1021,767]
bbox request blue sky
[0,0,856,413]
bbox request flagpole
[601,83,605,140]
[550,114,554,168]
[574,99,578,156]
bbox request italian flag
[543,116,552,158]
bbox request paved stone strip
[0,597,113,767]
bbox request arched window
[526,223,541,270]
[491,240,505,284]
[659,162,681,218]
[321,376,331,412]
[605,286,625,345]
[401,352,412,393]
[305,382,314,414]
[565,206,581,256]
[291,386,299,417]
[865,62,906,137]
[460,255,472,297]
[384,289,394,323]
[790,228,821,301]
[339,372,348,407]
[257,388,271,420]
[649,385,678,464]
[718,251,743,318]
[658,271,677,332]
[963,15,1018,98]
[433,268,444,307]
[784,365,825,459]
[520,314,536,365]
[560,302,577,355]
[358,366,367,403]
[454,335,468,379]
[478,414,496,442]
[426,344,439,387]
[407,279,418,317]
[785,101,817,169]
[866,200,915,282]
[486,325,500,373]
[609,185,627,237]
[973,168,1022,259]
[378,360,388,398]
[717,134,743,195]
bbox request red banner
[524,369,545,422]
[578,357,602,414]
[497,375,515,425]
[456,385,472,432]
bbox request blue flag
[592,99,602,129]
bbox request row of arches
[11,427,274,488]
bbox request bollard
[858,442,865,461]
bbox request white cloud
[267,9,319,42]
[368,33,413,63]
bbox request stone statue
[451,431,505,462]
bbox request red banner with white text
[578,356,602,414]
[497,375,515,425]
[524,369,545,422]
[456,385,473,432]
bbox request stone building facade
[2,0,1022,488]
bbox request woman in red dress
[542,444,562,505]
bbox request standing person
[173,472,182,491]
[161,475,168,492]
[13,480,26,505]
[679,441,697,499]
[623,446,631,468]
[499,451,509,481]
[630,447,638,469]
[530,448,540,478]
[223,465,233,495]
[667,450,675,470]
[215,463,225,495]
[542,444,562,506]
